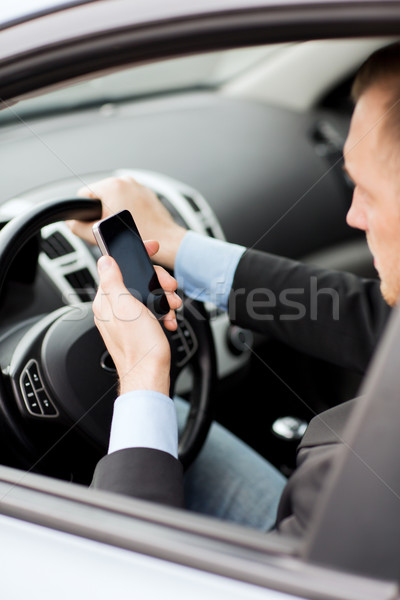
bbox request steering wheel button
[28,363,42,389]
[25,395,42,415]
[22,374,35,397]
[22,374,32,389]
[20,374,40,414]
[28,400,42,414]
[37,390,57,416]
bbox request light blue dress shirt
[108,231,246,457]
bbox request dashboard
[0,89,372,276]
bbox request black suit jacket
[92,249,390,534]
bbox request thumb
[97,256,124,291]
[66,218,97,244]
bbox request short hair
[351,41,400,102]
[351,42,400,147]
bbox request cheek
[368,195,400,239]
[379,211,400,245]
[373,218,400,274]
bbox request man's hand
[93,242,182,397]
[68,176,187,270]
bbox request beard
[380,277,400,307]
[369,239,400,307]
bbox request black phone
[92,209,170,317]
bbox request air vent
[311,120,343,156]
[157,193,187,229]
[42,231,74,259]
[182,194,200,212]
[312,120,353,193]
[65,268,96,302]
[205,226,215,238]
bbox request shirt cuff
[175,231,246,311]
[108,390,178,459]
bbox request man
[69,42,399,537]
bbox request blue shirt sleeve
[108,232,245,457]
[174,231,246,311]
[108,390,178,458]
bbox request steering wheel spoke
[8,307,70,421]
[169,296,216,468]
[169,314,199,371]
[18,359,58,418]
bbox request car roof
[1,0,93,29]
[2,0,395,30]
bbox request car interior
[0,36,388,483]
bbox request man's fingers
[70,181,110,242]
[77,177,120,200]
[154,264,178,292]
[93,287,113,324]
[144,240,160,258]
[97,256,127,307]
[96,255,181,328]
[77,185,97,198]
[153,265,181,313]
[67,218,97,243]
[145,244,181,310]
[96,256,146,322]
[163,291,181,313]
[97,256,126,296]
[162,312,178,331]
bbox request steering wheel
[0,198,216,475]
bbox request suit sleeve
[91,447,185,508]
[229,249,391,373]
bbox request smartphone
[92,209,170,317]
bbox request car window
[0,44,284,124]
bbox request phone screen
[94,210,169,317]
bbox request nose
[346,189,368,231]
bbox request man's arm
[229,249,390,373]
[72,176,389,374]
[91,386,184,508]
[174,230,245,310]
[92,448,184,508]
[174,230,389,373]
[90,252,184,507]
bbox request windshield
[0,44,285,124]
